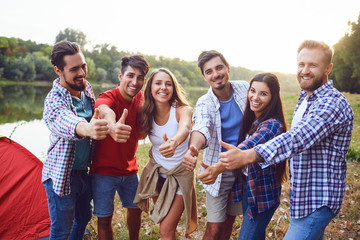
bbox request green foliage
[347,147,360,162]
[0,34,297,87]
[0,36,54,82]
[31,52,57,81]
[92,54,112,70]
[331,14,360,93]
[85,57,96,81]
[95,68,107,82]
[3,55,36,81]
[109,60,121,83]
[55,28,87,49]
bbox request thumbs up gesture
[89,108,109,140]
[219,140,245,170]
[109,109,132,143]
[182,145,199,171]
[159,132,177,158]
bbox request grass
[86,92,360,240]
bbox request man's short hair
[197,50,229,75]
[51,41,81,71]
[297,40,333,65]
[121,55,150,76]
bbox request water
[0,84,207,161]
[0,120,50,161]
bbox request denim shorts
[91,173,139,218]
[158,175,182,195]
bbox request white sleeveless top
[149,105,190,171]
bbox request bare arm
[97,104,132,143]
[159,106,192,157]
[182,130,206,171]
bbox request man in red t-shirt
[90,55,150,240]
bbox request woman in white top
[137,68,195,239]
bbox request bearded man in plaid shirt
[220,40,354,239]
[42,41,108,240]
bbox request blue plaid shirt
[232,118,284,219]
[42,78,95,196]
[254,80,354,219]
[192,80,249,197]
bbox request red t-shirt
[90,87,144,176]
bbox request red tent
[0,136,50,239]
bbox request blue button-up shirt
[192,80,249,197]
[254,80,354,219]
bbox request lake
[0,83,207,161]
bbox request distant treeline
[330,14,360,93]
[0,30,297,89]
[3,14,360,94]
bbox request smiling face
[56,52,87,97]
[297,47,333,96]
[118,65,146,102]
[202,56,230,91]
[248,81,272,119]
[151,71,174,104]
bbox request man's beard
[65,76,86,91]
[213,75,226,90]
[299,74,326,92]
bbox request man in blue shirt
[182,50,249,240]
[219,40,354,239]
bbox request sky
[1,0,360,74]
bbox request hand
[219,140,245,170]
[182,145,199,171]
[198,161,225,185]
[108,109,132,143]
[159,133,177,158]
[88,108,109,140]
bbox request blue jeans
[91,173,139,217]
[284,206,336,240]
[43,172,92,240]
[238,180,279,240]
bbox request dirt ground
[86,162,360,240]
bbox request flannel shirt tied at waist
[134,149,197,237]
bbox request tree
[95,68,107,82]
[331,14,360,93]
[3,55,35,81]
[55,28,87,49]
[31,52,56,81]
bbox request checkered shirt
[42,78,95,196]
[254,80,354,219]
[192,80,249,197]
[232,118,284,219]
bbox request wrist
[214,162,226,174]
[254,150,264,163]
[75,121,89,138]
[171,138,180,148]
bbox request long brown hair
[238,72,288,184]
[140,68,189,136]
